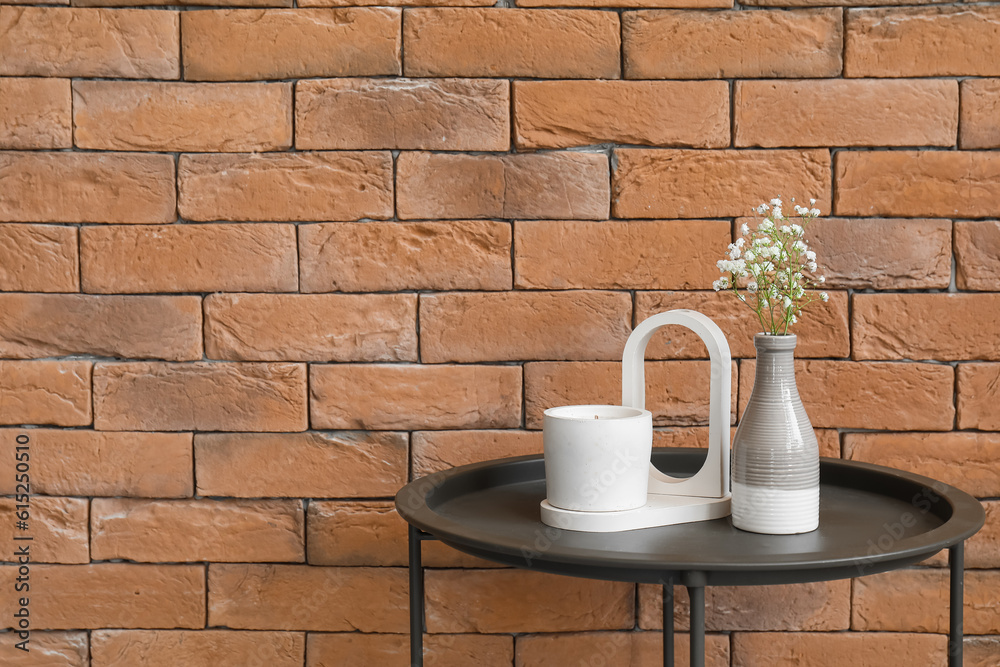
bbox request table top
[395,449,985,586]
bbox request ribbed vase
[731,333,820,534]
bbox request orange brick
[524,361,738,429]
[854,293,1000,361]
[846,7,1000,77]
[0,361,91,426]
[613,149,830,219]
[835,151,1000,217]
[296,78,509,150]
[0,224,78,292]
[638,581,849,631]
[0,78,71,149]
[956,220,1000,290]
[427,570,633,633]
[195,431,407,498]
[623,9,842,79]
[403,9,620,78]
[844,432,1000,498]
[309,633,512,667]
[80,0,288,7]
[0,8,179,78]
[739,360,954,430]
[635,291,849,359]
[92,499,304,563]
[178,152,392,222]
[0,564,205,629]
[0,429,192,497]
[515,220,728,290]
[735,79,958,147]
[966,636,1000,667]
[412,430,543,476]
[209,564,407,632]
[310,364,522,430]
[94,362,307,432]
[516,631,730,667]
[81,223,296,294]
[74,81,291,152]
[958,363,1000,430]
[804,218,952,289]
[514,80,729,149]
[91,630,304,667]
[853,569,1000,634]
[182,9,400,80]
[308,501,404,566]
[961,79,1000,149]
[299,221,512,292]
[732,632,947,667]
[397,151,608,220]
[0,152,175,224]
[1,633,86,666]
[420,291,632,363]
[205,293,417,362]
[0,497,88,563]
[0,294,201,361]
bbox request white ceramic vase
[731,333,820,534]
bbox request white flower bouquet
[713,197,828,335]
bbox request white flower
[793,205,807,216]
[818,275,826,283]
[805,250,817,261]
[820,292,829,302]
[783,296,792,309]
[735,237,745,247]
[756,204,770,215]
[809,198,816,205]
[791,224,803,235]
[728,243,741,260]
[781,225,791,233]
[807,261,818,272]
[743,250,755,261]
[770,198,782,207]
[759,220,774,231]
[794,240,807,253]
[741,223,750,235]
[713,277,729,291]
[810,208,821,217]
[788,314,797,324]
[772,206,782,219]
[748,282,758,293]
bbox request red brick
[205,293,417,362]
[835,151,1000,217]
[94,362,307,432]
[956,220,1000,291]
[0,429,192,497]
[0,152,175,224]
[310,364,522,430]
[623,9,842,79]
[852,569,1000,634]
[74,81,292,152]
[514,80,729,149]
[91,630,304,667]
[844,432,1000,498]
[732,632,947,667]
[427,570,633,633]
[966,636,1000,667]
[0,497,88,563]
[195,431,407,498]
[209,564,407,632]
[516,631,730,667]
[0,361,91,426]
[92,498,304,563]
[296,78,509,150]
[854,293,1000,361]
[81,223,297,294]
[515,220,729,290]
[0,294,201,361]
[635,291,849,359]
[309,633,512,667]
[0,8,179,78]
[397,151,608,220]
[804,218,952,289]
[420,291,632,363]
[961,79,1000,149]
[403,9,620,78]
[613,149,830,218]
[412,430,543,476]
[178,152,392,222]
[735,79,958,147]
[958,363,1000,430]
[182,9,400,80]
[299,221,512,292]
[0,632,87,667]
[524,361,738,429]
[846,7,1000,77]
[0,564,205,629]
[0,224,78,292]
[0,78,71,149]
[739,360,954,430]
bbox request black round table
[396,449,985,667]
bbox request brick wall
[0,0,998,664]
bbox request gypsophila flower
[748,282,758,292]
[820,292,829,302]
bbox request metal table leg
[409,524,426,667]
[663,581,674,667]
[949,542,964,667]
[687,585,705,667]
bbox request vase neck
[753,334,797,379]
